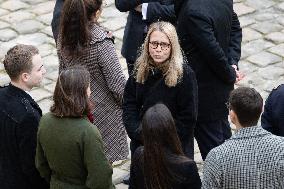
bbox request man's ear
[229,109,237,125]
[21,72,30,82]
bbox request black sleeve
[228,11,242,66]
[129,147,144,189]
[183,161,202,189]
[17,114,49,189]
[175,66,198,138]
[261,92,275,133]
[146,3,176,23]
[122,76,142,141]
[115,0,140,12]
[185,12,236,84]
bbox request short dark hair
[3,44,39,80]
[229,87,263,127]
[51,65,92,117]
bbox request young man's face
[25,54,46,90]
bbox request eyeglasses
[149,41,171,50]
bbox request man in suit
[0,44,48,189]
[202,87,284,189]
[115,0,176,75]
[175,0,243,160]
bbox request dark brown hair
[60,0,102,56]
[3,44,39,80]
[229,87,263,127]
[142,103,190,189]
[51,65,92,117]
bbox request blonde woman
[122,21,198,160]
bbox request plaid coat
[202,126,284,189]
[58,24,129,163]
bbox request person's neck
[10,81,31,92]
[235,123,243,130]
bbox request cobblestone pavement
[0,0,283,188]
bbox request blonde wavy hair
[135,21,184,87]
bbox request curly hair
[135,21,184,87]
[3,44,39,80]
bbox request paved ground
[0,0,283,188]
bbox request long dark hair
[142,103,190,189]
[60,0,102,56]
[50,65,92,117]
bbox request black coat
[51,0,64,42]
[115,0,176,62]
[129,147,201,189]
[175,0,242,121]
[262,84,284,137]
[0,84,49,189]
[122,64,198,158]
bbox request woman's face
[148,31,171,64]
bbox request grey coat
[57,24,129,163]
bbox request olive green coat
[36,113,114,189]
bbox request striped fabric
[58,24,129,163]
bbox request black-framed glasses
[149,41,171,50]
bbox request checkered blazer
[57,24,129,163]
[202,126,284,189]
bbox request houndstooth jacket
[202,126,284,189]
[57,24,129,163]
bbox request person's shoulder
[206,140,231,160]
[270,84,284,96]
[0,84,9,101]
[265,133,284,146]
[90,24,112,44]
[182,63,194,74]
[40,112,55,122]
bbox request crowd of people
[0,0,284,188]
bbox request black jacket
[0,84,49,189]
[175,0,242,121]
[51,0,64,42]
[122,64,198,158]
[129,147,201,189]
[115,0,176,62]
[262,84,284,137]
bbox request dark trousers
[195,119,232,160]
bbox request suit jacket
[115,0,176,62]
[0,84,49,189]
[262,84,284,136]
[175,0,242,121]
[202,126,284,189]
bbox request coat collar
[7,84,42,116]
[230,126,270,140]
